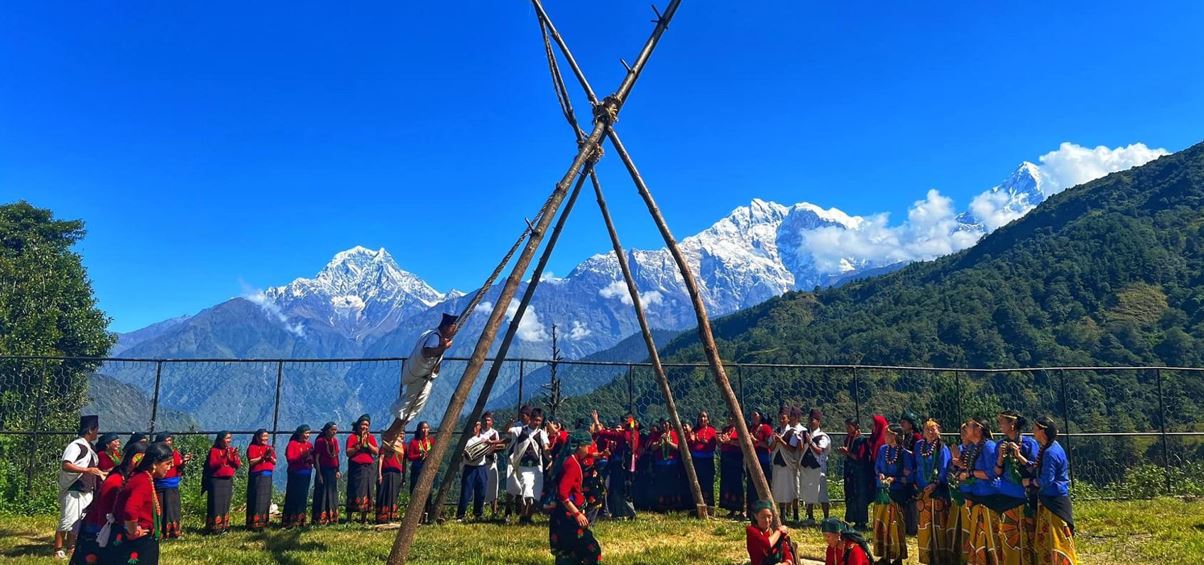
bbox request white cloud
[568,320,592,340]
[1035,142,1168,194]
[799,141,1168,274]
[239,281,305,337]
[598,280,664,307]
[473,301,493,314]
[504,301,549,342]
[802,189,981,272]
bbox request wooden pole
[428,159,590,518]
[589,171,708,517]
[387,5,683,559]
[532,0,707,516]
[605,128,776,521]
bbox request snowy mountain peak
[1000,162,1046,203]
[263,246,446,339]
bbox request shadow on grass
[250,528,330,565]
[0,527,50,559]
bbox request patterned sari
[872,489,908,562]
[1034,499,1076,565]
[917,489,950,564]
[967,501,1002,565]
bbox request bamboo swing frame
[387,2,775,561]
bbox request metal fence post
[1058,369,1074,484]
[852,366,862,423]
[271,361,285,445]
[626,364,635,415]
[954,370,964,429]
[517,359,525,410]
[737,364,745,407]
[1155,368,1172,495]
[26,362,49,494]
[148,360,164,433]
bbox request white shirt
[402,329,444,383]
[58,437,97,492]
[803,426,831,468]
[509,425,548,468]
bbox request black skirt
[346,461,374,516]
[692,455,715,508]
[68,525,102,565]
[155,486,182,538]
[312,467,340,525]
[653,460,684,512]
[746,454,772,514]
[719,451,744,512]
[549,502,602,564]
[206,476,233,533]
[283,471,311,527]
[246,471,273,530]
[376,468,403,523]
[106,529,160,565]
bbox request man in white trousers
[382,313,457,452]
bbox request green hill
[562,141,1204,488]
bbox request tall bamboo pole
[605,129,776,517]
[589,171,708,517]
[428,159,590,518]
[387,6,682,559]
[532,0,706,516]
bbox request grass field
[2,499,1202,564]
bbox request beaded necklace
[919,437,940,459]
[146,471,162,540]
[884,444,900,466]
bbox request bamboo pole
[532,0,707,516]
[589,171,709,517]
[455,220,534,328]
[428,157,590,519]
[388,5,681,552]
[604,129,776,519]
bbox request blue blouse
[1038,441,1071,497]
[997,435,1040,499]
[912,439,951,489]
[970,440,999,497]
[875,444,913,492]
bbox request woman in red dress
[203,431,241,534]
[312,422,341,525]
[283,425,314,528]
[95,433,122,473]
[548,430,603,565]
[346,414,378,523]
[72,442,145,565]
[245,429,276,530]
[746,499,795,565]
[822,517,872,565]
[110,443,175,565]
[152,432,190,539]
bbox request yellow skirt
[999,503,1035,565]
[946,499,972,565]
[968,502,1002,565]
[917,491,950,564]
[1034,505,1077,565]
[873,500,909,561]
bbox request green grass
[2,499,1202,564]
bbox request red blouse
[557,454,584,508]
[753,423,774,454]
[746,524,795,565]
[247,443,276,473]
[117,472,157,535]
[826,540,871,565]
[719,425,742,455]
[347,433,377,465]
[286,439,314,472]
[689,425,718,454]
[315,436,340,469]
[207,446,241,478]
[97,451,119,473]
[84,471,125,529]
[407,438,433,462]
[594,428,640,468]
[653,429,681,461]
[381,450,405,472]
[162,450,185,479]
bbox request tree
[0,201,114,511]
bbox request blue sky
[3,1,1202,332]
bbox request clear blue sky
[3,1,1202,332]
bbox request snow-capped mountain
[263,246,448,341]
[958,162,1047,230]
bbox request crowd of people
[54,404,1078,565]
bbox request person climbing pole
[382,313,458,452]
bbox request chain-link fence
[2,356,1202,515]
